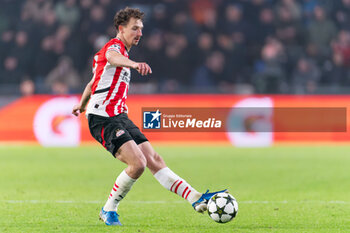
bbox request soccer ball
[207,192,238,223]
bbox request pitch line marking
[1,200,350,204]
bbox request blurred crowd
[1,0,350,95]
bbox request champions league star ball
[207,192,238,223]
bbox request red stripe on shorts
[101,126,106,148]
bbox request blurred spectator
[292,57,321,94]
[305,42,324,66]
[0,56,23,85]
[302,0,319,23]
[171,11,198,43]
[10,31,32,74]
[54,0,81,29]
[243,0,268,25]
[192,51,226,91]
[334,0,350,31]
[143,30,166,83]
[19,78,35,96]
[278,0,302,21]
[332,30,350,67]
[0,30,14,64]
[216,33,247,84]
[274,5,305,76]
[253,38,287,93]
[17,5,34,32]
[275,6,303,45]
[194,32,214,67]
[190,0,217,32]
[307,6,337,56]
[52,25,72,56]
[98,0,114,21]
[160,33,191,92]
[22,0,52,23]
[324,52,350,88]
[334,0,350,30]
[45,56,80,94]
[148,3,169,31]
[255,7,276,42]
[190,0,215,25]
[80,0,94,19]
[221,4,249,45]
[38,8,58,38]
[34,36,58,83]
[83,4,108,48]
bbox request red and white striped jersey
[86,38,131,117]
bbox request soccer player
[72,7,226,226]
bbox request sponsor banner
[0,96,81,146]
[273,107,346,132]
[33,97,81,146]
[0,95,349,146]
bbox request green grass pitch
[0,145,350,232]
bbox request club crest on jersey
[116,129,125,137]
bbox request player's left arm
[72,76,95,116]
[106,50,152,76]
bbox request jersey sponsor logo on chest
[121,70,130,83]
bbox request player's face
[121,18,143,48]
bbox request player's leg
[126,120,201,204]
[138,141,207,211]
[104,140,146,208]
[115,140,147,179]
[126,117,227,213]
[138,141,228,212]
[100,141,146,225]
[88,114,146,225]
[137,141,166,174]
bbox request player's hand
[72,103,85,116]
[133,62,152,76]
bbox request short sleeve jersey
[86,38,131,117]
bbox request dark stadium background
[1,0,350,97]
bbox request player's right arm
[106,50,152,76]
[72,76,95,116]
